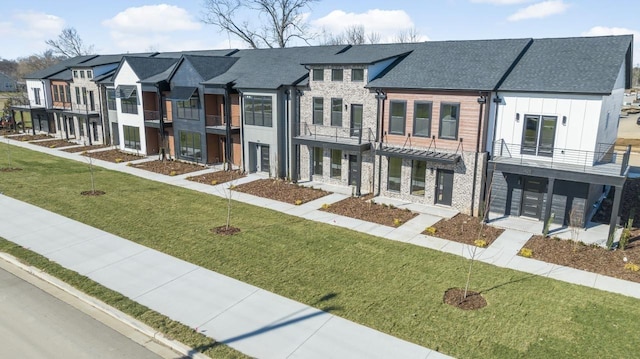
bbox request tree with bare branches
[45,27,95,58]
[201,0,317,48]
[320,25,381,45]
[395,27,422,43]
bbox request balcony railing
[144,110,171,123]
[205,114,241,127]
[297,122,374,145]
[491,140,630,176]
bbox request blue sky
[1,0,638,64]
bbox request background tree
[16,50,64,79]
[45,27,95,58]
[201,0,317,48]
[321,25,381,45]
[394,27,422,43]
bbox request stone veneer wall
[299,145,374,194]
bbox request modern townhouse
[488,35,634,238]
[203,45,345,177]
[295,43,418,196]
[367,39,531,215]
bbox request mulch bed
[321,195,417,227]
[211,225,241,235]
[130,160,206,176]
[32,139,79,148]
[523,232,640,283]
[443,288,487,310]
[0,167,22,172]
[592,178,640,225]
[427,213,504,247]
[62,145,108,153]
[233,179,329,205]
[83,149,144,163]
[80,190,106,196]
[187,170,246,186]
[9,134,53,141]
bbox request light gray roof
[153,49,238,58]
[179,55,239,82]
[498,35,633,94]
[368,38,532,91]
[75,53,154,68]
[122,56,179,83]
[24,55,96,79]
[203,45,346,89]
[303,43,417,65]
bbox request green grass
[2,145,640,358]
[0,239,248,359]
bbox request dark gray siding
[170,62,206,163]
[489,171,522,217]
[551,180,588,225]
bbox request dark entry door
[260,145,270,173]
[521,177,545,218]
[350,104,363,137]
[348,155,358,186]
[436,169,453,206]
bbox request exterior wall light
[515,113,520,122]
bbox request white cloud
[507,0,570,21]
[312,9,428,42]
[103,4,201,33]
[470,0,531,4]
[582,26,640,38]
[102,4,203,52]
[0,11,66,58]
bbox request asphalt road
[0,263,178,359]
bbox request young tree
[201,0,318,48]
[45,27,95,58]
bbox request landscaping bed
[9,134,52,141]
[321,195,417,227]
[592,178,640,225]
[131,159,206,176]
[187,170,246,186]
[32,139,79,148]
[62,144,108,153]
[233,179,329,205]
[523,231,640,283]
[83,149,144,163]
[427,213,504,247]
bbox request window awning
[378,146,461,164]
[115,85,136,99]
[167,86,198,100]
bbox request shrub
[49,145,56,148]
[229,184,236,190]
[294,199,303,205]
[321,203,330,210]
[474,239,487,248]
[114,158,123,163]
[393,218,402,227]
[425,227,437,235]
[519,248,533,258]
[624,263,640,272]
[169,170,177,176]
[211,180,218,185]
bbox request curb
[0,252,210,359]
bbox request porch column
[609,185,623,242]
[86,117,92,145]
[542,177,555,236]
[485,166,495,221]
[31,111,35,135]
[356,152,362,196]
[224,85,232,171]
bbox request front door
[348,154,358,186]
[260,145,270,173]
[350,104,363,137]
[521,177,546,219]
[436,169,453,206]
[89,91,96,111]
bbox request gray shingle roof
[303,43,418,65]
[180,55,239,81]
[122,56,179,82]
[153,49,237,58]
[75,53,154,68]
[367,38,532,91]
[203,45,346,89]
[498,35,633,94]
[93,69,116,84]
[24,55,96,79]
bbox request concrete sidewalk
[0,195,448,359]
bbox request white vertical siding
[113,61,146,154]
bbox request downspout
[239,89,246,173]
[284,88,290,180]
[374,89,386,196]
[156,83,165,160]
[470,93,487,217]
[224,84,232,170]
[97,83,107,144]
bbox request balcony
[292,122,373,151]
[205,114,240,135]
[143,110,171,128]
[490,140,630,177]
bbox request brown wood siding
[204,94,222,116]
[50,80,70,108]
[231,133,241,166]
[142,92,157,111]
[206,134,222,163]
[230,94,240,126]
[383,91,486,152]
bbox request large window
[331,98,342,126]
[106,89,116,110]
[312,69,324,81]
[179,131,202,162]
[332,69,343,81]
[176,95,199,120]
[413,102,432,137]
[313,98,323,125]
[522,115,557,157]
[389,101,406,135]
[351,69,364,82]
[82,87,87,105]
[388,157,402,192]
[244,95,272,127]
[123,125,140,150]
[65,86,71,104]
[53,86,60,102]
[87,70,92,79]
[411,160,426,195]
[33,88,41,105]
[121,90,138,114]
[330,149,341,179]
[75,87,81,105]
[80,70,85,79]
[439,103,459,140]
[313,147,323,175]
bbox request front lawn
[2,145,640,358]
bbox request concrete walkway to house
[4,136,640,357]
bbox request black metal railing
[298,122,373,144]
